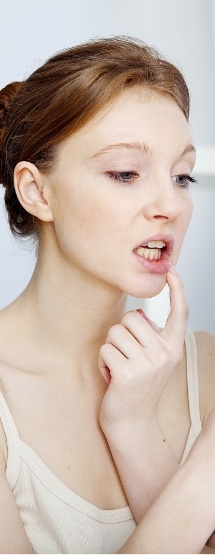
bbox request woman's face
[48,87,195,298]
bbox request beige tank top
[0,329,202,554]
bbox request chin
[127,273,167,299]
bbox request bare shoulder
[0,420,33,553]
[0,309,12,466]
[194,330,215,424]
[0,299,28,374]
[0,308,34,552]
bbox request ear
[14,161,54,222]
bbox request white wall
[0,0,215,331]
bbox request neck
[19,247,127,371]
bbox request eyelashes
[172,174,197,188]
[106,171,138,183]
[106,171,197,187]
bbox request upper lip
[134,233,175,255]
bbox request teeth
[145,241,165,248]
[135,247,162,260]
[135,240,166,261]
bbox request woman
[0,35,214,553]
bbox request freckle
[163,438,166,443]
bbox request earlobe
[14,161,53,222]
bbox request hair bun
[0,81,23,122]
[0,82,23,186]
[0,81,23,113]
[0,81,23,133]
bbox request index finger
[161,267,189,352]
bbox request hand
[98,269,188,523]
[99,268,189,430]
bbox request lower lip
[133,250,172,274]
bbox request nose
[143,175,185,221]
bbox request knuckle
[106,323,124,342]
[121,310,137,327]
[159,349,171,368]
[99,343,110,357]
[122,365,138,383]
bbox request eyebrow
[92,142,196,158]
[92,142,151,158]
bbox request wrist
[100,412,169,455]
[100,408,156,434]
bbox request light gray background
[0,0,214,331]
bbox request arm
[100,410,178,524]
[99,269,188,522]
[119,408,215,554]
[0,425,33,554]
[197,330,215,553]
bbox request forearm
[119,459,215,554]
[104,417,178,523]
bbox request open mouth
[134,240,166,261]
[133,234,175,269]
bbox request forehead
[59,87,192,161]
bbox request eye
[106,171,138,183]
[172,174,197,188]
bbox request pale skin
[119,406,215,554]
[0,87,214,553]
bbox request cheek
[173,198,192,264]
[52,185,118,254]
[182,197,193,235]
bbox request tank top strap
[180,330,202,464]
[185,329,202,436]
[0,390,21,489]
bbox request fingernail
[136,308,144,316]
